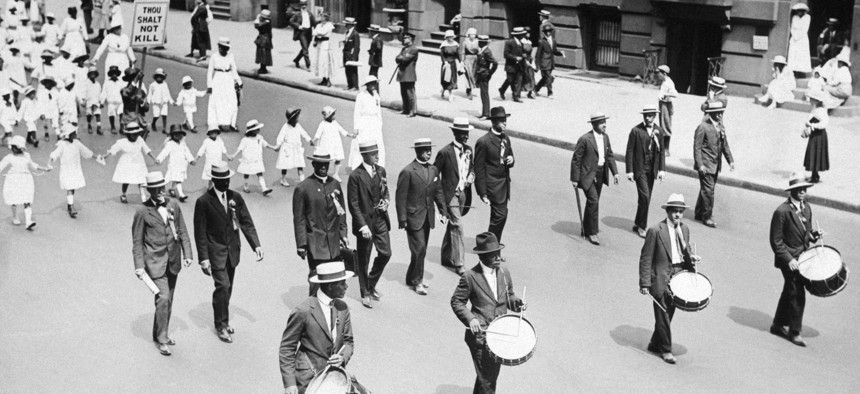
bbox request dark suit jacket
[395,160,447,230]
[474,131,514,204]
[535,37,562,70]
[433,142,474,216]
[693,119,734,175]
[368,34,383,68]
[451,263,523,329]
[625,123,665,177]
[570,131,618,190]
[503,38,524,73]
[474,47,498,82]
[396,44,419,83]
[293,176,348,260]
[193,189,260,270]
[347,164,391,236]
[132,199,193,278]
[770,199,814,269]
[638,220,694,297]
[342,28,360,64]
[289,10,316,41]
[279,296,354,389]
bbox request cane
[574,187,584,238]
[388,66,398,85]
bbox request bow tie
[154,200,168,208]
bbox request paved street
[1,54,859,393]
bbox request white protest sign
[130,0,169,48]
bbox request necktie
[329,303,337,336]
[675,225,686,258]
[370,165,376,178]
[221,192,228,214]
[499,137,507,164]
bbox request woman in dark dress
[803,91,830,183]
[439,30,460,102]
[254,10,274,74]
[189,0,211,60]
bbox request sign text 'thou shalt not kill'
[131,1,169,47]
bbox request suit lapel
[144,202,166,226]
[413,161,429,184]
[208,189,229,218]
[447,144,459,177]
[495,267,506,302]
[310,299,333,341]
[786,200,806,234]
[585,132,597,155]
[657,221,671,256]
[474,265,496,301]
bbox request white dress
[207,53,242,128]
[93,33,136,77]
[348,91,386,170]
[108,138,151,184]
[766,68,796,104]
[275,123,311,170]
[235,135,271,175]
[312,22,335,79]
[0,152,37,205]
[158,140,195,182]
[196,137,227,180]
[50,139,93,190]
[821,66,853,109]
[59,16,88,60]
[788,14,812,73]
[313,120,348,161]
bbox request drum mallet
[517,286,527,336]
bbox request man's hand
[399,221,406,230]
[327,354,344,366]
[788,259,799,271]
[200,260,212,276]
[297,248,307,260]
[134,268,145,279]
[640,287,649,295]
[613,174,619,185]
[285,386,299,394]
[360,225,372,239]
[340,237,349,249]
[255,247,264,261]
[691,254,702,264]
[571,182,578,189]
[626,173,634,182]
[183,258,194,267]
[730,163,735,171]
[658,171,666,182]
[505,155,514,166]
[468,318,482,334]
[480,196,489,205]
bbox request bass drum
[798,245,849,297]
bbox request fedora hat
[704,101,726,113]
[145,171,167,189]
[587,112,609,123]
[785,172,813,191]
[344,17,357,25]
[245,119,264,134]
[322,106,336,118]
[772,55,787,65]
[488,106,511,119]
[640,106,659,115]
[286,107,302,121]
[107,65,121,77]
[708,76,727,89]
[181,75,193,84]
[168,124,187,136]
[791,3,809,12]
[511,27,526,35]
[210,163,234,179]
[362,75,379,86]
[661,193,690,209]
[473,232,504,254]
[217,37,231,48]
[124,122,144,134]
[309,261,354,283]
[657,64,670,74]
[306,148,336,162]
[9,135,26,150]
[409,138,435,149]
[450,117,474,132]
[359,141,379,154]
[835,51,851,66]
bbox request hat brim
[169,129,187,136]
[587,117,609,123]
[704,108,725,113]
[245,124,264,133]
[488,113,511,119]
[473,244,505,254]
[309,271,355,283]
[410,144,436,149]
[359,147,379,154]
[146,180,168,189]
[640,110,659,115]
[661,203,690,209]
[708,82,727,89]
[124,128,143,134]
[210,169,234,179]
[785,182,813,191]
[306,156,336,162]
[287,109,302,120]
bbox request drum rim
[485,313,538,365]
[668,270,715,299]
[799,244,845,280]
[306,365,352,393]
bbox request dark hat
[402,31,416,40]
[286,107,301,121]
[307,148,336,162]
[145,172,167,188]
[359,141,379,154]
[39,76,57,88]
[72,54,89,63]
[169,124,187,136]
[473,232,505,254]
[122,66,141,82]
[107,65,121,77]
[210,163,234,179]
[488,106,511,119]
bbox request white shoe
[280,180,290,187]
[12,217,21,225]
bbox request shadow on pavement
[609,324,688,356]
[550,220,582,239]
[381,259,435,286]
[230,305,258,325]
[726,306,820,337]
[131,313,190,342]
[188,302,215,331]
[434,384,472,394]
[282,285,311,309]
[602,216,635,232]
[679,158,694,169]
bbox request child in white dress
[99,65,123,134]
[196,128,229,185]
[0,135,49,230]
[230,119,274,195]
[174,75,207,132]
[0,88,18,148]
[82,66,103,134]
[102,122,155,203]
[312,105,354,181]
[272,107,310,186]
[35,75,60,142]
[47,123,98,217]
[17,86,40,147]
[147,68,174,133]
[156,125,196,202]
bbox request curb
[139,48,860,215]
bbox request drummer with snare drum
[768,173,823,347]
[638,193,701,364]
[451,232,525,394]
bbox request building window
[594,19,621,69]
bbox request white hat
[124,122,144,134]
[661,193,690,209]
[835,51,851,66]
[181,76,193,84]
[449,117,474,132]
[409,138,435,149]
[9,135,26,149]
[322,105,336,118]
[444,30,456,39]
[358,141,379,154]
[511,27,526,35]
[785,172,813,191]
[0,87,10,96]
[60,123,78,138]
[210,163,234,179]
[154,68,166,76]
[657,65,670,74]
[217,37,231,48]
[587,112,609,123]
[791,3,810,12]
[110,17,123,30]
[309,261,355,283]
[772,55,787,65]
[709,77,727,89]
[46,12,55,19]
[244,119,264,134]
[362,75,379,86]
[145,171,167,188]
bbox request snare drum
[306,365,351,394]
[667,271,714,312]
[485,314,537,366]
[798,245,849,297]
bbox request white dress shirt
[667,219,683,264]
[659,77,677,102]
[480,262,498,300]
[452,141,470,192]
[316,289,337,342]
[593,131,605,166]
[300,9,310,29]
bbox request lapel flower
[167,208,175,222]
[228,199,237,209]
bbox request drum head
[669,272,713,303]
[306,366,351,394]
[799,246,843,281]
[486,315,537,361]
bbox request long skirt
[440,60,458,90]
[3,173,34,205]
[804,129,829,173]
[255,34,273,66]
[463,54,477,89]
[192,28,211,51]
[313,42,334,79]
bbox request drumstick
[692,243,698,286]
[649,293,667,313]
[517,286,527,336]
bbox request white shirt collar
[452,140,463,150]
[491,129,502,136]
[790,196,803,208]
[416,159,429,165]
[362,162,375,174]
[316,289,334,306]
[480,261,496,273]
[314,174,328,183]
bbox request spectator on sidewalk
[434,118,475,276]
[460,27,479,100]
[788,3,811,73]
[395,32,419,117]
[693,101,734,228]
[521,27,536,99]
[206,37,242,132]
[475,107,515,241]
[348,76,385,170]
[570,113,619,246]
[342,18,360,91]
[656,65,676,156]
[534,24,562,98]
[818,51,852,109]
[254,10,273,75]
[757,56,796,109]
[539,10,554,38]
[626,107,665,238]
[499,27,525,103]
[474,35,497,120]
[312,12,335,87]
[91,18,135,77]
[817,18,847,65]
[290,0,315,70]
[188,0,212,61]
[367,24,383,77]
[802,90,829,183]
[439,30,460,102]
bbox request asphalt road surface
[1,55,859,393]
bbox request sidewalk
[67,2,860,212]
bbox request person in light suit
[434,117,475,276]
[693,101,734,228]
[570,113,619,245]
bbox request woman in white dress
[312,106,353,181]
[156,125,196,201]
[819,52,853,109]
[196,128,228,183]
[91,19,135,77]
[273,107,311,186]
[312,12,335,87]
[48,124,97,218]
[0,135,49,230]
[757,55,796,108]
[230,119,274,195]
[787,3,812,74]
[207,37,242,131]
[59,7,88,60]
[348,77,385,170]
[103,122,155,203]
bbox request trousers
[634,169,656,230]
[152,271,177,344]
[695,172,718,221]
[211,261,236,331]
[345,65,359,89]
[500,71,522,99]
[659,101,673,153]
[294,30,311,66]
[442,194,466,267]
[477,79,490,117]
[465,330,501,394]
[400,82,416,114]
[773,266,806,334]
[582,167,604,236]
[535,69,554,95]
[648,291,676,353]
[405,218,430,286]
[356,224,391,297]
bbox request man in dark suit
[769,174,821,347]
[817,18,847,63]
[396,32,419,117]
[342,17,360,90]
[638,193,700,364]
[132,172,193,356]
[474,35,498,120]
[434,118,475,276]
[347,142,391,309]
[693,101,734,228]
[474,107,515,242]
[498,27,525,103]
[570,113,619,245]
[279,262,355,394]
[294,149,350,296]
[534,24,562,98]
[451,232,525,393]
[193,163,263,344]
[396,138,448,295]
[367,24,383,77]
[289,0,315,69]
[626,107,666,238]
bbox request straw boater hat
[210,162,234,179]
[488,106,511,119]
[154,68,166,77]
[40,48,55,58]
[772,55,787,65]
[359,141,379,154]
[286,107,301,121]
[661,193,690,210]
[444,30,456,39]
[244,119,264,135]
[368,24,381,31]
[124,122,144,134]
[9,135,26,150]
[450,117,474,132]
[511,27,526,35]
[217,37,231,48]
[708,76,727,89]
[169,124,187,136]
[22,86,35,96]
[309,261,354,283]
[538,10,551,17]
[588,112,609,123]
[362,75,379,86]
[785,172,813,191]
[344,17,357,25]
[473,232,504,254]
[260,9,271,19]
[835,51,851,66]
[542,24,554,32]
[657,65,670,74]
[181,75,193,84]
[145,171,167,189]
[827,18,838,25]
[791,3,809,12]
[306,147,336,162]
[409,138,435,149]
[704,101,726,113]
[640,106,659,115]
[322,106,336,118]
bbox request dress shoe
[178,195,189,202]
[294,60,301,69]
[26,222,36,231]
[498,88,505,100]
[68,206,78,218]
[262,188,274,196]
[512,98,522,103]
[788,334,807,347]
[226,325,235,334]
[703,219,717,228]
[411,285,427,295]
[158,344,172,356]
[371,290,382,300]
[527,92,535,99]
[362,296,373,309]
[661,353,676,364]
[166,338,176,346]
[420,282,430,288]
[769,324,788,338]
[217,328,233,343]
[633,226,646,238]
[185,53,196,58]
[588,235,600,245]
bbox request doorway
[345,0,372,31]
[506,0,542,43]
[666,20,723,95]
[807,0,854,64]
